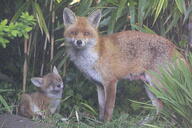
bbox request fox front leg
[96,84,105,121]
[103,80,117,121]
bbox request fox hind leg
[137,74,163,126]
[19,94,34,118]
[144,74,163,114]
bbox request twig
[50,0,55,70]
[40,37,48,76]
[22,39,28,92]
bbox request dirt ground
[0,113,52,128]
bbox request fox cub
[63,8,182,121]
[19,67,64,118]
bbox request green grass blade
[116,0,127,20]
[81,102,97,115]
[143,25,156,34]
[107,10,117,34]
[0,89,14,93]
[76,0,93,16]
[0,95,12,113]
[131,24,156,34]
[175,0,186,14]
[128,1,136,30]
[32,1,50,41]
[153,0,165,24]
[165,9,180,34]
[138,0,147,25]
[10,1,31,22]
[144,124,161,128]
[61,96,72,103]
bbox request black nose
[76,40,82,46]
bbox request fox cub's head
[63,8,101,49]
[31,66,64,97]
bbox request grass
[2,55,192,128]
[147,54,192,128]
[38,112,170,128]
[0,75,170,128]
[0,83,169,128]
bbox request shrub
[0,12,36,48]
[148,54,192,128]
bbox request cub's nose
[76,40,82,46]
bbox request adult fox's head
[63,8,101,49]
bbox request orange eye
[84,32,90,36]
[70,31,78,35]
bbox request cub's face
[31,67,64,98]
[42,73,63,95]
[63,8,101,50]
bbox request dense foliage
[148,54,192,128]
[0,12,36,48]
[0,0,192,127]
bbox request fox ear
[53,66,59,75]
[31,77,43,87]
[88,9,102,28]
[63,8,76,27]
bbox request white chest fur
[31,98,61,115]
[50,99,61,113]
[67,48,103,84]
[48,92,62,114]
[32,104,43,115]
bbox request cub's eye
[56,84,61,88]
[84,32,90,36]
[70,31,78,35]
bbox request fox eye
[56,84,61,88]
[84,32,90,36]
[70,31,78,35]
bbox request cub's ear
[63,8,76,27]
[88,9,102,28]
[53,66,59,75]
[31,77,43,87]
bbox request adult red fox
[19,67,64,119]
[63,8,181,121]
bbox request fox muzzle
[65,38,96,49]
[65,38,86,49]
[75,40,84,48]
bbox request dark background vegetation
[0,0,192,127]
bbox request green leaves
[128,1,136,30]
[80,102,97,116]
[106,0,128,34]
[153,0,166,24]
[148,54,192,127]
[138,0,147,25]
[76,0,93,16]
[32,2,50,41]
[0,95,12,113]
[131,24,156,34]
[116,0,127,20]
[10,0,31,23]
[175,0,186,14]
[0,12,36,48]
[100,0,189,36]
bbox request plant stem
[23,39,28,92]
